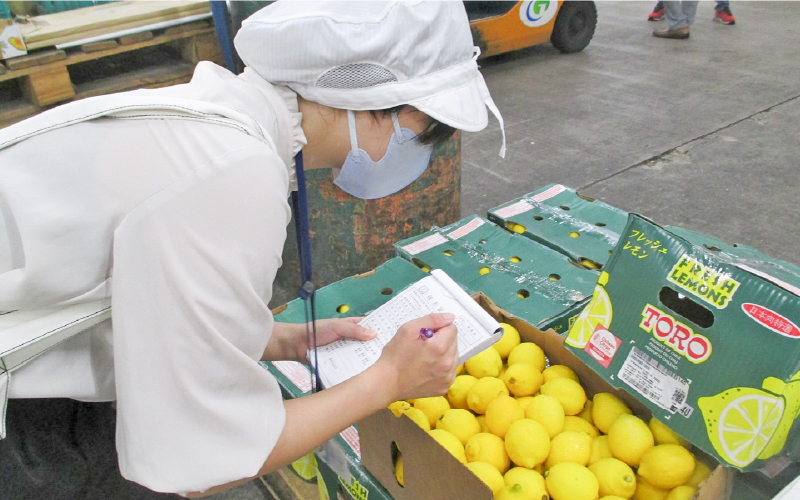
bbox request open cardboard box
[358,293,732,500]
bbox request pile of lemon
[388,323,713,500]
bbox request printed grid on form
[316,277,485,387]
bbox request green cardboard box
[394,214,598,333]
[487,184,628,269]
[564,213,800,472]
[313,427,394,500]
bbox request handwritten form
[313,269,503,388]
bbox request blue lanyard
[290,151,322,392]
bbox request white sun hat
[234,0,505,156]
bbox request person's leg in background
[654,1,698,39]
[648,1,666,21]
[714,1,736,25]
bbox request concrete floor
[462,1,800,266]
[214,2,800,499]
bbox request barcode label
[619,347,693,417]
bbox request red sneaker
[714,6,736,25]
[648,2,666,21]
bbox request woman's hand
[265,318,376,363]
[374,312,459,402]
[294,317,377,364]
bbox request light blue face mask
[332,110,433,200]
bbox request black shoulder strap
[290,151,323,392]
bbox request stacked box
[488,184,628,269]
[564,213,800,473]
[394,214,598,334]
[314,427,394,500]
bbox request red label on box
[585,325,622,368]
[742,303,800,338]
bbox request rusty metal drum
[272,133,461,306]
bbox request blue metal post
[209,1,238,73]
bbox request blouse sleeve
[110,145,291,494]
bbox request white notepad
[311,269,504,389]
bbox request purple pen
[419,328,435,340]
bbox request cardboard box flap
[665,224,800,298]
[359,409,493,500]
[567,213,800,472]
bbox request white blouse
[0,62,307,494]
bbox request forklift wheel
[551,1,597,54]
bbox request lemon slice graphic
[759,374,800,460]
[699,388,785,467]
[566,277,612,349]
[290,452,319,481]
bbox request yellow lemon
[436,408,481,446]
[665,486,697,500]
[465,432,510,474]
[413,396,450,428]
[504,419,550,469]
[507,342,546,372]
[649,418,691,449]
[540,378,587,416]
[428,428,467,464]
[578,400,594,423]
[546,462,599,500]
[394,452,403,486]
[563,415,600,438]
[637,445,695,490]
[467,376,509,414]
[633,476,669,500]
[477,414,489,433]
[495,484,528,500]
[600,497,630,500]
[388,400,411,416]
[504,467,548,499]
[494,323,522,358]
[516,396,536,412]
[290,453,318,481]
[456,363,464,375]
[589,458,636,499]
[486,395,525,439]
[592,393,633,434]
[447,374,479,410]
[685,460,712,488]
[465,461,505,494]
[607,414,654,467]
[501,363,544,397]
[465,347,503,379]
[589,435,614,465]
[402,407,431,431]
[546,430,593,469]
[543,365,580,384]
[525,394,565,438]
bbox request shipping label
[619,346,693,417]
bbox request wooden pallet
[0,19,223,128]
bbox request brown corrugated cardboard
[358,293,732,500]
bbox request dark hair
[370,105,456,147]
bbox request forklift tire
[550,1,597,54]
